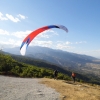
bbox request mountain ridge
[3,46,100,78]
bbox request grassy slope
[40,78,100,100]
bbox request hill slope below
[41,78,100,100]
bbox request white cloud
[0,38,22,48]
[0,29,55,39]
[56,41,74,50]
[0,29,9,35]
[56,43,73,50]
[10,40,22,47]
[36,32,50,39]
[93,50,100,52]
[0,28,86,50]
[0,28,86,52]
[8,39,15,44]
[12,29,58,40]
[75,41,87,44]
[0,40,12,45]
[65,41,71,45]
[17,14,27,19]
[46,30,58,35]
[57,41,71,45]
[0,12,27,22]
[6,14,20,22]
[35,30,59,39]
[30,40,53,47]
[12,30,32,38]
[0,12,8,20]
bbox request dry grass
[40,78,100,100]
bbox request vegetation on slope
[0,53,71,80]
[0,53,100,85]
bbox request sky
[0,0,100,58]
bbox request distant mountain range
[4,46,100,78]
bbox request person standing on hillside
[54,70,58,80]
[71,72,76,83]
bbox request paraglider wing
[20,25,68,56]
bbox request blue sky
[0,0,100,58]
